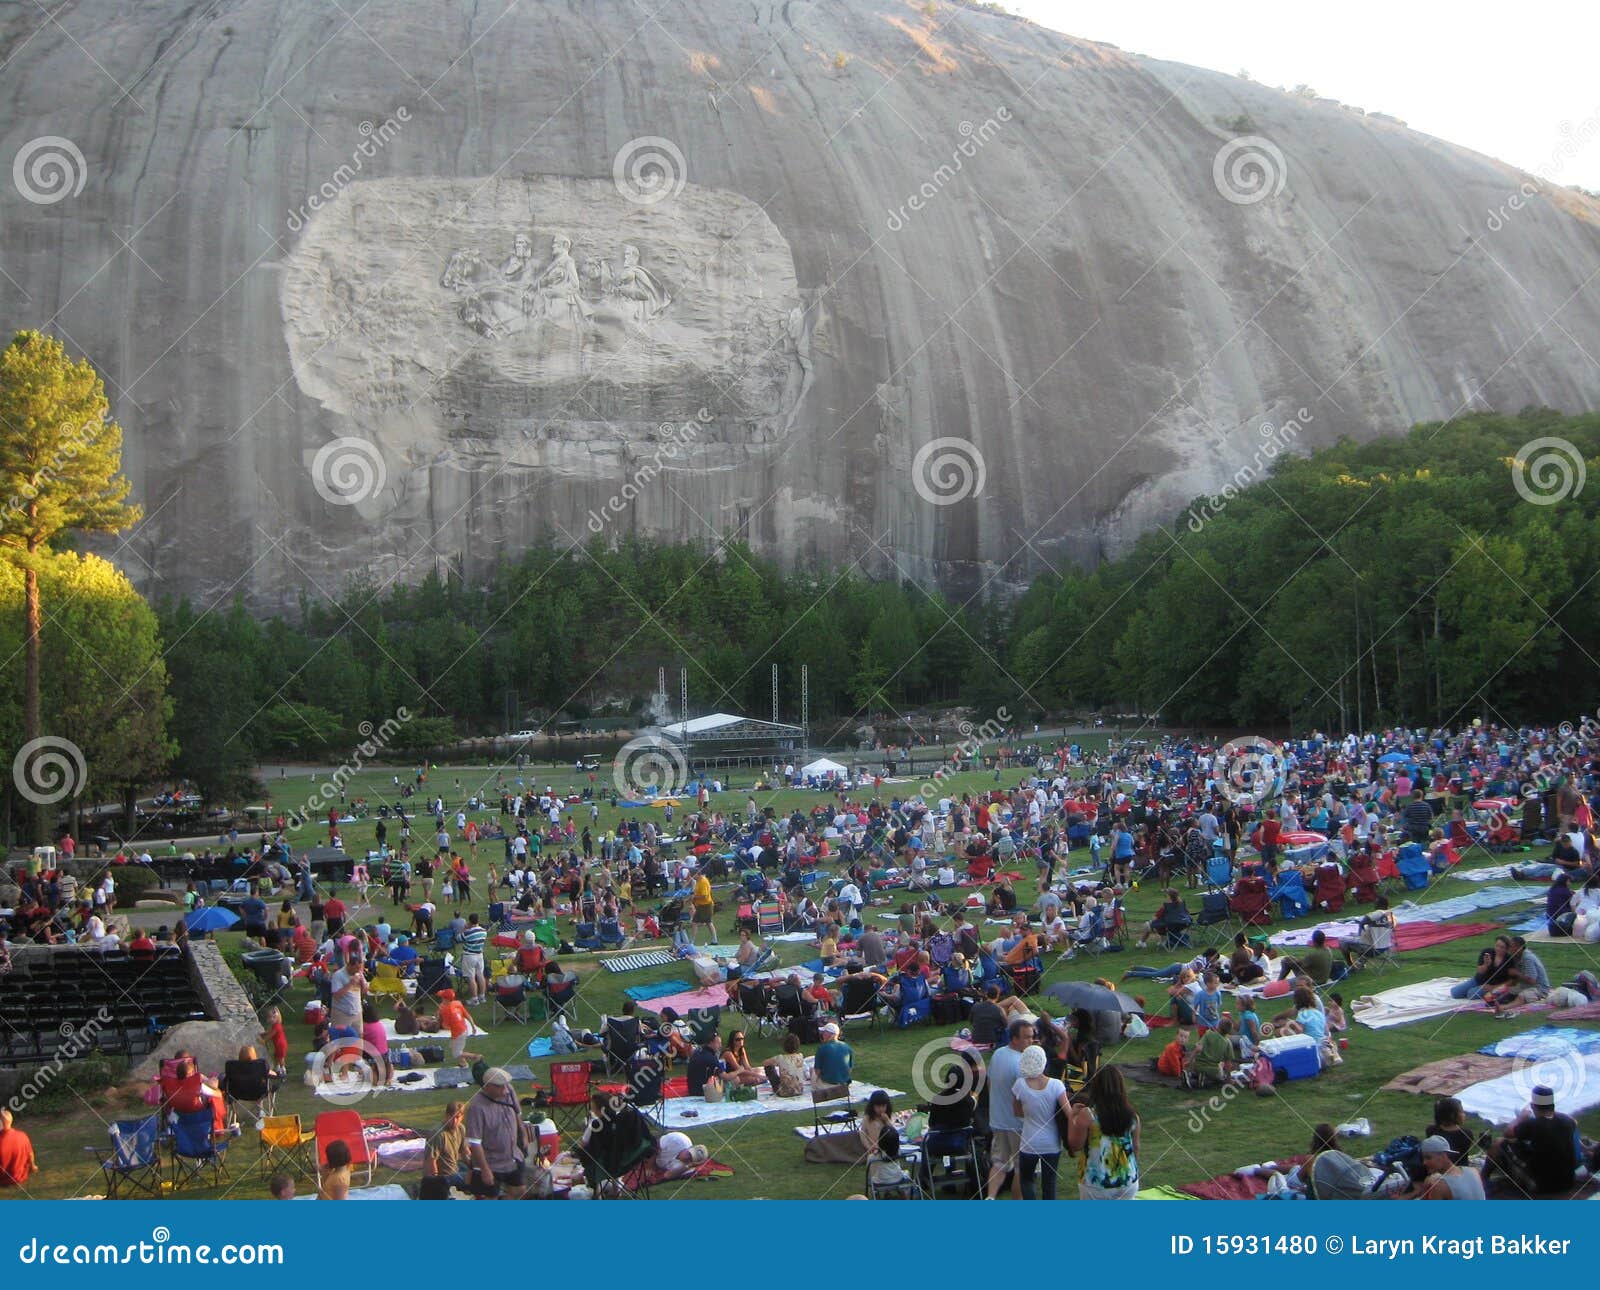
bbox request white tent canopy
[801,757,848,777]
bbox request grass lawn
[13,757,1600,1201]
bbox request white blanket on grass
[1458,1051,1600,1124]
[382,1017,486,1042]
[1350,977,1474,1029]
[312,1066,476,1098]
[655,1080,902,1130]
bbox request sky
[1008,1,1600,191]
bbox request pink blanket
[1328,921,1499,952]
[634,986,731,1015]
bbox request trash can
[240,948,289,994]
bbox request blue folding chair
[88,1116,164,1198]
[169,1107,230,1190]
[895,973,932,1028]
[1269,869,1311,919]
[1396,843,1431,891]
[1205,851,1232,889]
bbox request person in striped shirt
[459,912,489,1004]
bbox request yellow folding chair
[369,962,408,999]
[258,1114,315,1176]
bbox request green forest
[6,407,1598,811]
[149,410,1598,787]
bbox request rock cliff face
[2,0,1598,608]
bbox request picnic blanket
[1178,1157,1309,1200]
[626,1157,734,1188]
[382,1017,486,1042]
[634,985,734,1016]
[768,932,817,943]
[1479,1026,1600,1062]
[1114,1061,1186,1089]
[1551,1001,1600,1022]
[313,1066,470,1098]
[293,1184,413,1200]
[1136,1185,1196,1200]
[1452,865,1518,882]
[1382,1052,1516,1096]
[624,978,693,1002]
[655,1080,901,1130]
[1268,887,1527,947]
[1372,920,1501,952]
[1351,977,1473,1029]
[1458,1050,1600,1124]
[602,949,677,973]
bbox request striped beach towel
[601,949,677,973]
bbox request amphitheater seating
[0,947,205,1065]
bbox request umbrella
[1044,980,1143,1015]
[183,906,240,933]
[1376,751,1414,765]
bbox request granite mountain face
[3,0,1597,609]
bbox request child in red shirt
[261,1005,289,1073]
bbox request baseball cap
[821,1022,840,1037]
[1530,1085,1556,1109]
[481,1066,514,1087]
[1418,1135,1452,1155]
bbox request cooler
[1260,1033,1321,1082]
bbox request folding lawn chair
[1269,870,1311,920]
[220,1057,278,1128]
[492,977,530,1025]
[169,1107,230,1191]
[1344,918,1399,977]
[546,1060,595,1132]
[603,1014,644,1075]
[757,899,783,939]
[258,1114,315,1176]
[737,979,783,1038]
[836,973,883,1034]
[811,1084,858,1135]
[893,972,932,1028]
[88,1116,164,1198]
[1229,875,1273,926]
[1312,864,1346,914]
[315,1109,374,1189]
[369,961,409,1000]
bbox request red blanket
[628,1156,734,1189]
[1326,921,1499,952]
[1178,1155,1308,1200]
[596,1077,690,1100]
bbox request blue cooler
[1260,1033,1321,1082]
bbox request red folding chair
[547,1060,594,1132]
[1312,864,1346,914]
[314,1109,373,1189]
